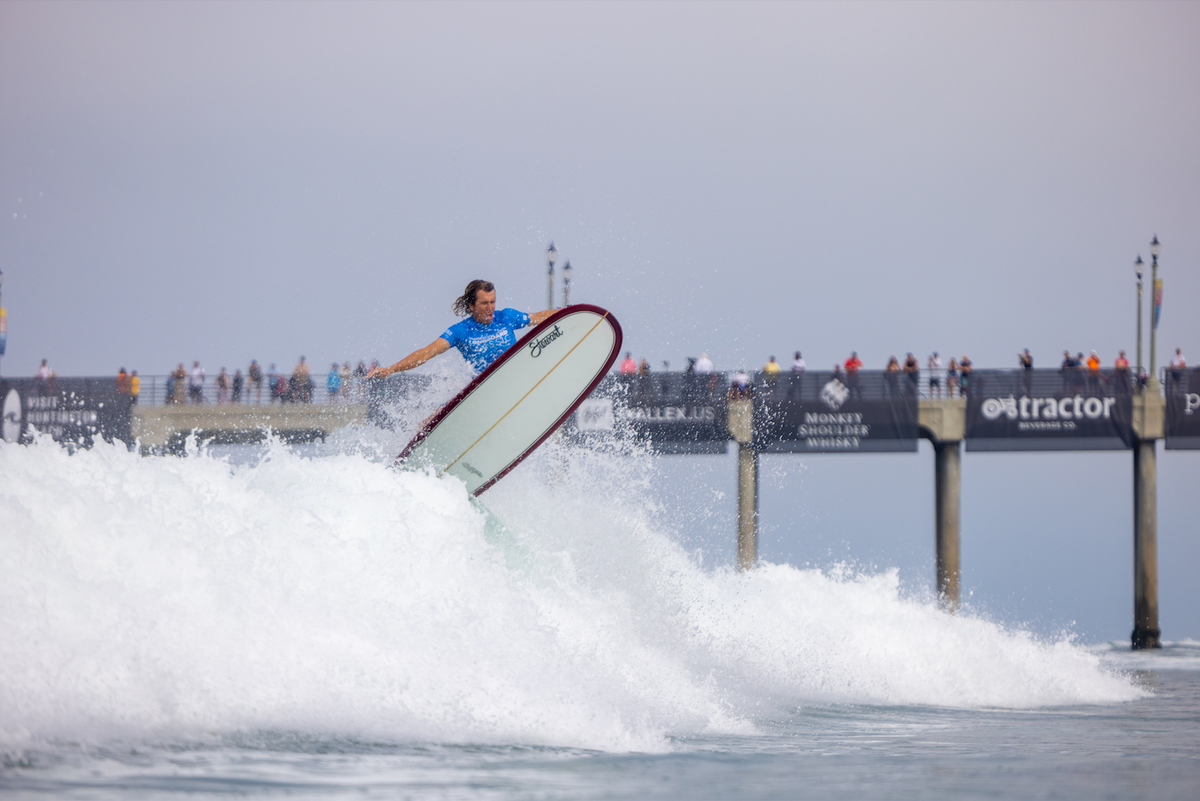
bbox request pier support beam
[920,399,966,610]
[934,440,961,611]
[1132,439,1161,649]
[737,443,759,571]
[728,398,758,571]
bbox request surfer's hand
[367,368,385,380]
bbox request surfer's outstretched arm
[370,308,556,379]
[369,339,451,379]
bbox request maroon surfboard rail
[395,303,623,495]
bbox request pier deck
[131,403,368,448]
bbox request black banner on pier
[964,369,1133,451]
[1165,368,1200,449]
[570,373,729,453]
[0,377,133,447]
[752,371,918,453]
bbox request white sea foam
[0,430,1141,752]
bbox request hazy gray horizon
[2,1,1197,642]
[2,1,1196,378]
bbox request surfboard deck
[396,304,622,495]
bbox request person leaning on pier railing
[902,353,918,396]
[34,359,53,396]
[884,356,901,398]
[1086,351,1101,393]
[787,352,805,399]
[1114,351,1131,394]
[188,361,205,403]
[291,356,313,403]
[1169,348,1187,394]
[844,352,864,400]
[927,352,942,398]
[248,359,263,402]
[728,369,753,401]
[170,363,187,403]
[326,363,342,401]
[268,363,285,403]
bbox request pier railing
[17,365,1167,412]
[599,367,1152,403]
[32,366,1159,410]
[126,373,378,406]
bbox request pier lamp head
[546,242,557,270]
[563,260,572,282]
[1134,255,1144,281]
[1149,235,1160,258]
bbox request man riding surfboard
[368,280,557,379]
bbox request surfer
[368,280,557,379]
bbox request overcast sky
[2,1,1197,640]
[2,0,1196,377]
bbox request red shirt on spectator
[844,354,863,374]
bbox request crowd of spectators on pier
[151,357,387,405]
[26,345,1191,406]
[115,367,141,403]
[610,346,1191,399]
[162,345,1183,406]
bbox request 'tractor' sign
[965,370,1133,451]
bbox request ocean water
[2,425,1198,799]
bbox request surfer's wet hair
[452,280,495,317]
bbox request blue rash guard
[439,308,532,373]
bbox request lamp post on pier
[562,260,572,307]
[546,242,557,310]
[1134,255,1144,382]
[1149,235,1161,392]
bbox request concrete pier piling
[1132,439,1160,648]
[1131,393,1164,650]
[934,441,962,611]
[920,398,966,612]
[737,443,759,571]
[728,398,758,571]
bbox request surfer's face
[470,289,497,324]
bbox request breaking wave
[0,424,1140,752]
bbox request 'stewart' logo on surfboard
[527,324,564,358]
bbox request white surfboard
[396,304,623,495]
[2,388,21,443]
